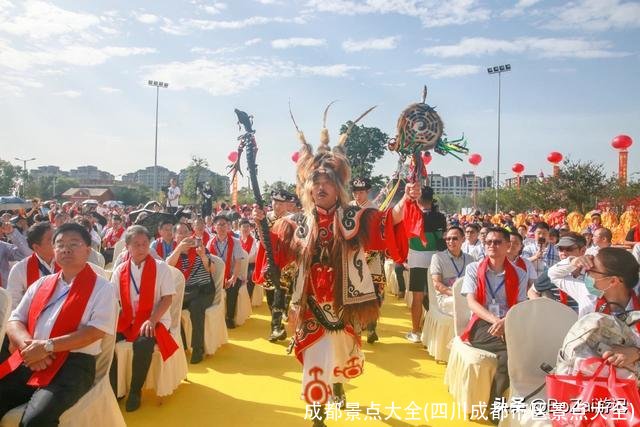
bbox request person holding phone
[522,221,560,276]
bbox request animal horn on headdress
[337,105,377,146]
[289,99,313,161]
[318,100,337,153]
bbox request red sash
[26,253,60,288]
[596,294,640,334]
[208,234,235,280]
[117,256,178,361]
[515,256,526,272]
[173,248,197,281]
[460,257,520,343]
[403,199,428,245]
[241,235,254,255]
[634,226,640,243]
[105,227,124,248]
[0,265,97,386]
[154,238,176,259]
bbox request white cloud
[501,0,541,18]
[0,73,42,96]
[0,1,101,40]
[545,0,640,31]
[99,86,121,93]
[143,59,363,95]
[161,15,307,34]
[199,2,227,15]
[305,0,490,27]
[421,37,631,59]
[136,13,159,24]
[54,90,82,98]
[342,36,399,52]
[410,63,481,78]
[271,37,326,49]
[244,38,262,46]
[255,0,283,4]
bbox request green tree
[554,158,607,212]
[0,159,20,195]
[23,176,80,199]
[112,185,154,206]
[339,123,388,180]
[262,180,296,205]
[182,156,209,204]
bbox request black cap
[351,177,371,191]
[271,189,292,202]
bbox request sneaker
[405,331,421,343]
[225,318,236,329]
[268,328,287,342]
[125,392,141,412]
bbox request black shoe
[190,349,204,364]
[332,383,346,410]
[125,392,141,412]
[367,330,379,344]
[226,318,236,329]
[398,291,405,299]
[268,328,287,342]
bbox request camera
[537,236,546,245]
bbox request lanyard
[163,241,172,258]
[485,273,505,302]
[130,269,140,295]
[450,255,466,278]
[38,260,52,276]
[43,288,70,314]
[545,245,555,266]
[215,239,228,258]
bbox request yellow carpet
[123,298,489,427]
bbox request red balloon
[421,151,432,166]
[512,162,525,174]
[227,151,238,162]
[547,151,563,164]
[612,134,633,151]
[468,153,482,166]
[291,151,300,163]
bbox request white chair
[421,275,454,362]
[113,266,188,399]
[499,298,577,427]
[444,278,498,415]
[88,262,109,280]
[1,309,125,427]
[234,251,252,326]
[251,282,264,307]
[181,256,228,356]
[0,288,11,341]
[108,239,126,269]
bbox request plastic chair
[444,278,498,414]
[1,307,125,427]
[498,298,577,427]
[113,265,188,399]
[421,275,454,362]
[234,251,252,326]
[181,256,228,356]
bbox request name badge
[488,302,501,318]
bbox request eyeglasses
[484,239,504,246]
[445,237,459,241]
[557,246,578,252]
[54,242,85,251]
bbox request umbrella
[103,200,122,208]
[82,199,100,205]
[0,196,31,211]
[90,212,108,227]
[138,212,178,236]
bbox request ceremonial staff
[229,109,283,291]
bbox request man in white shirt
[7,222,58,310]
[522,221,560,276]
[0,223,117,425]
[585,227,612,256]
[166,178,181,214]
[110,225,175,412]
[507,232,538,289]
[462,223,484,261]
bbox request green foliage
[23,176,79,199]
[261,180,296,205]
[182,156,209,204]
[339,122,388,180]
[0,159,20,195]
[111,185,154,206]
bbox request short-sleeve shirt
[430,250,474,287]
[522,242,560,275]
[462,240,485,261]
[167,186,181,207]
[10,271,117,355]
[111,258,176,329]
[461,260,528,317]
[7,253,57,310]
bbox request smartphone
[194,237,202,247]
[537,236,546,245]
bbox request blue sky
[1,0,639,186]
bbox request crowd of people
[2,164,640,425]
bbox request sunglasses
[484,239,504,246]
[445,237,459,241]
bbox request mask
[584,274,604,298]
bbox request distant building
[61,188,115,202]
[122,166,177,188]
[428,172,493,197]
[68,166,114,185]
[30,165,68,178]
[504,174,539,188]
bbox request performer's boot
[331,383,346,410]
[269,289,287,342]
[366,321,379,344]
[312,405,326,427]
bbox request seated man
[109,225,176,412]
[506,232,537,289]
[102,215,125,264]
[0,223,117,425]
[585,227,612,256]
[429,226,474,315]
[460,227,527,421]
[462,223,484,261]
[150,219,176,261]
[166,223,216,364]
[7,222,59,310]
[206,215,245,330]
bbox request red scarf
[634,225,640,242]
[154,238,176,259]
[173,248,197,281]
[241,234,254,255]
[515,256,526,272]
[0,265,96,386]
[105,226,124,248]
[208,233,235,280]
[597,293,640,334]
[117,256,178,361]
[26,253,60,288]
[460,257,520,343]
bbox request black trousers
[225,279,241,322]
[394,263,407,293]
[102,247,114,265]
[469,319,509,407]
[109,334,156,396]
[182,291,215,353]
[246,263,255,299]
[265,286,287,331]
[0,353,95,427]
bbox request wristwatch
[44,339,54,353]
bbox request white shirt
[167,186,181,207]
[430,250,474,287]
[111,259,176,329]
[547,258,594,318]
[511,256,538,283]
[7,253,56,310]
[462,240,484,261]
[632,243,640,264]
[10,271,117,355]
